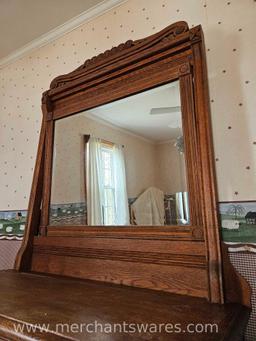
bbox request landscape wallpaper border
[219,201,256,244]
[0,210,26,240]
[1,200,256,249]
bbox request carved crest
[50,21,190,90]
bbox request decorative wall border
[2,200,256,247]
[0,236,23,241]
[219,200,256,251]
[0,210,27,240]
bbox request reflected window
[86,138,129,226]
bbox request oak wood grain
[0,271,250,341]
[15,21,251,310]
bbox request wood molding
[33,244,206,268]
[46,225,203,240]
[52,59,191,119]
[190,27,224,304]
[49,21,190,91]
[31,236,208,297]
[40,120,54,232]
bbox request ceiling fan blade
[150,106,181,115]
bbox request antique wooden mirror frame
[15,21,250,307]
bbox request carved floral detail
[50,21,190,90]
[78,39,134,70]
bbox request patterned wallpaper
[0,1,255,339]
[0,0,256,210]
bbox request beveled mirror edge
[15,21,251,307]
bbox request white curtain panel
[176,191,189,225]
[87,137,104,225]
[112,144,130,225]
[87,139,129,226]
[183,191,189,223]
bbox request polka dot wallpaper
[0,2,255,337]
[1,0,255,211]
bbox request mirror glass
[50,81,189,226]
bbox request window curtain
[176,191,189,225]
[87,137,104,225]
[87,139,129,225]
[112,144,130,225]
[183,191,189,224]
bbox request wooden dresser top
[0,271,250,340]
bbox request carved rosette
[179,63,190,75]
[192,227,204,240]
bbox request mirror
[50,81,189,226]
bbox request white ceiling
[84,81,182,143]
[0,0,104,59]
